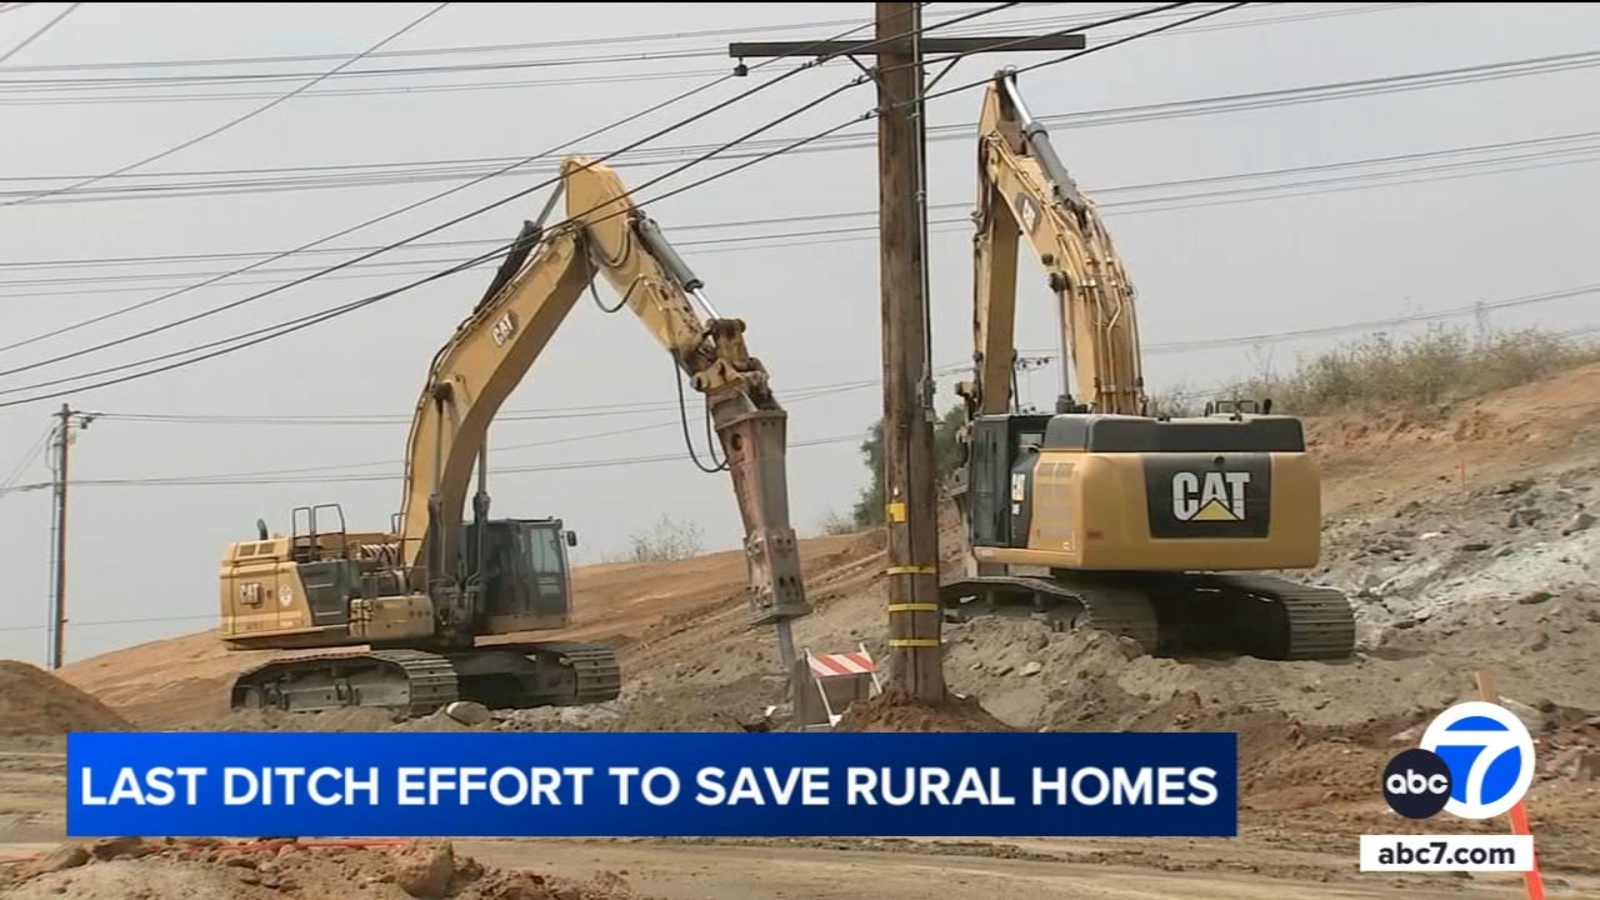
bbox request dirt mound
[0,838,656,900]
[0,660,130,735]
[835,684,1015,732]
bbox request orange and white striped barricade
[794,643,883,730]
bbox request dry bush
[624,513,704,562]
[1226,324,1600,415]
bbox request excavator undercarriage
[230,642,621,718]
[939,571,1355,661]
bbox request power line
[0,4,452,209]
[78,276,1600,428]
[0,3,1039,74]
[0,430,877,496]
[923,2,1250,107]
[0,2,1319,82]
[0,425,51,490]
[0,3,1428,108]
[0,3,1426,98]
[5,125,1598,286]
[9,3,1544,409]
[1127,280,1600,355]
[4,290,1594,496]
[0,66,751,106]
[0,612,219,634]
[0,67,751,355]
[10,38,1580,206]
[0,106,872,402]
[1100,144,1600,216]
[0,3,966,362]
[0,3,1025,395]
[0,5,1249,410]
[0,1,77,65]
[65,377,911,485]
[2,124,1595,304]
[0,47,730,88]
[10,294,1599,497]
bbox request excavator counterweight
[220,157,810,717]
[942,70,1356,662]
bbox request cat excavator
[940,70,1356,661]
[217,156,811,716]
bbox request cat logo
[1016,193,1041,235]
[491,310,518,347]
[1171,471,1250,522]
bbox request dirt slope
[47,362,1600,732]
[53,533,876,728]
[1306,359,1600,514]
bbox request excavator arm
[397,156,809,659]
[959,69,1147,418]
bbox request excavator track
[229,641,621,717]
[938,575,1160,651]
[1204,573,1358,661]
[499,640,623,707]
[939,571,1355,662]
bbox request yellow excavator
[941,70,1355,661]
[217,157,811,715]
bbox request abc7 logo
[1382,700,1536,820]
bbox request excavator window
[522,526,566,577]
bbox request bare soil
[7,362,1600,897]
[0,662,129,736]
[0,838,656,900]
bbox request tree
[850,404,968,527]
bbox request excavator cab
[463,518,579,633]
[963,413,1052,550]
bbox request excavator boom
[965,69,1144,418]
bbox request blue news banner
[67,732,1236,838]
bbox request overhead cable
[0,2,1015,365]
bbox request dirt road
[1,834,1570,900]
[396,836,1562,899]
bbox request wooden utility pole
[875,1,941,701]
[47,404,92,670]
[729,5,1085,703]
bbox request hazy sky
[2,2,1597,665]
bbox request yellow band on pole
[886,502,907,522]
[888,638,940,648]
[885,565,936,575]
[887,603,939,612]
